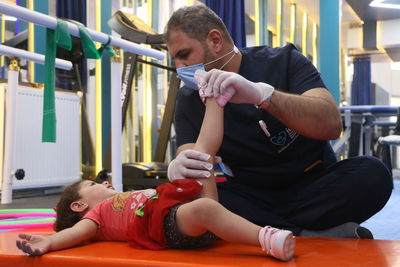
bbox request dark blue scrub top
[174,44,337,189]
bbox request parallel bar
[0,0,164,60]
[1,67,18,204]
[0,44,72,70]
[95,0,102,175]
[111,59,122,192]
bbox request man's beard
[201,42,216,70]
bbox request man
[164,5,392,238]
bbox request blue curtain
[56,0,86,25]
[205,0,246,48]
[15,0,21,34]
[351,57,372,105]
[56,0,87,91]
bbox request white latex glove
[198,69,274,107]
[167,149,222,182]
[195,69,208,102]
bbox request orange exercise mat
[1,227,400,267]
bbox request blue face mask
[176,63,205,90]
[176,46,239,90]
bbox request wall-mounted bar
[0,0,165,60]
[0,44,72,70]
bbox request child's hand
[195,70,208,102]
[16,233,51,256]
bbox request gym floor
[362,178,400,240]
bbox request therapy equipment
[0,2,165,202]
[334,105,399,162]
[0,209,56,230]
[108,11,178,189]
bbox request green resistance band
[78,26,115,58]
[43,19,72,143]
[0,209,55,214]
[0,218,55,225]
[98,35,116,57]
[43,22,115,143]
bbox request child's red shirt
[83,179,202,249]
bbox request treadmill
[106,11,181,190]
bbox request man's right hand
[167,149,220,181]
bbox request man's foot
[300,222,374,239]
[258,226,296,261]
[356,225,374,239]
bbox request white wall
[346,26,362,50]
[371,54,400,103]
[344,20,400,105]
[377,19,400,48]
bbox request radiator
[10,85,81,189]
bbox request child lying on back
[16,70,295,261]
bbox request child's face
[78,180,117,209]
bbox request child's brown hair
[54,181,83,232]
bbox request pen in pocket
[259,120,271,137]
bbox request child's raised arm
[192,71,224,201]
[16,219,98,256]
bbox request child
[16,71,296,261]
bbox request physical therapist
[165,5,392,238]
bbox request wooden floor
[1,227,400,267]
